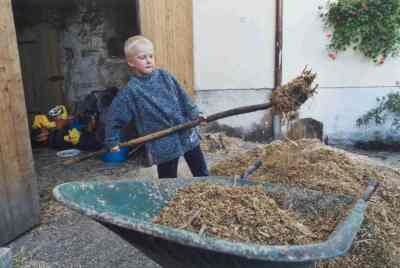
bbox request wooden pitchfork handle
[64,102,273,165]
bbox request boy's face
[127,42,155,76]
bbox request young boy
[105,35,209,178]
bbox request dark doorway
[12,0,140,123]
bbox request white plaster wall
[300,87,400,144]
[283,0,400,87]
[193,0,276,90]
[196,89,272,129]
[283,0,400,143]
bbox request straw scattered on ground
[200,132,259,154]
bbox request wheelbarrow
[53,177,378,268]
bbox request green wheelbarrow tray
[53,177,377,268]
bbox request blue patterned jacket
[105,69,201,164]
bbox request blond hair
[124,35,153,58]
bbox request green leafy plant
[357,92,400,128]
[320,0,400,63]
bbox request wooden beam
[0,0,39,246]
[138,0,194,95]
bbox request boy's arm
[105,92,134,150]
[169,75,201,120]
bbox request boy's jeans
[157,146,209,178]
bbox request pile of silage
[210,139,400,268]
[154,183,323,245]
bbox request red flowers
[328,52,337,60]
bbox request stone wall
[62,1,139,108]
[14,0,139,112]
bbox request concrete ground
[0,248,12,268]
[10,148,162,268]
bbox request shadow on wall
[204,122,273,143]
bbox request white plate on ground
[56,149,81,158]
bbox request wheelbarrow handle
[362,180,380,202]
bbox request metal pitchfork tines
[233,160,263,186]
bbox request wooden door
[138,0,194,95]
[19,23,64,115]
[0,0,40,246]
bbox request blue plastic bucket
[101,147,129,163]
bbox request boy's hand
[199,115,208,126]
